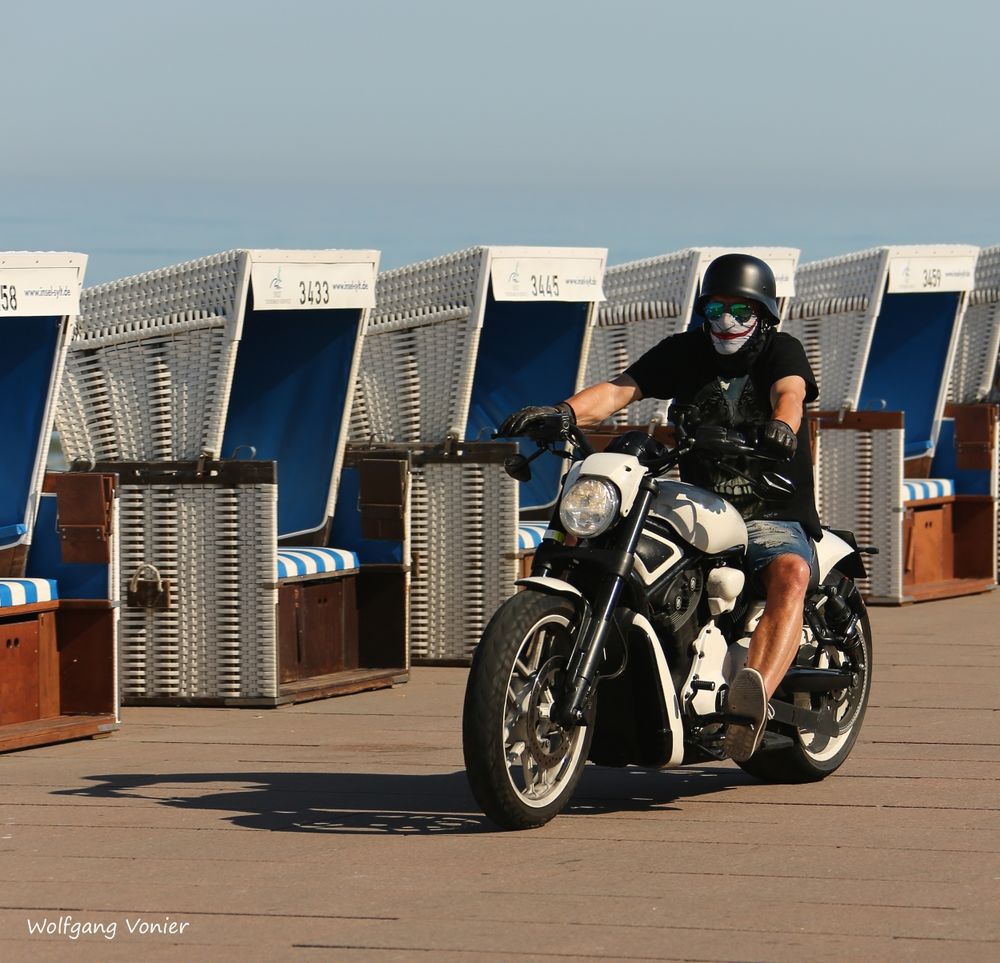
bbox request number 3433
[299,280,331,305]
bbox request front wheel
[738,578,873,784]
[463,590,594,830]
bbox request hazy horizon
[2,0,997,284]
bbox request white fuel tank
[650,480,748,555]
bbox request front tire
[463,590,594,830]
[739,579,873,784]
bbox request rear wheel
[738,581,873,784]
[463,590,594,830]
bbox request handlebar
[497,419,793,496]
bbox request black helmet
[695,253,781,324]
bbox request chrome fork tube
[557,483,655,726]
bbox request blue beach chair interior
[25,494,111,599]
[0,313,62,559]
[464,288,591,514]
[220,289,362,580]
[858,291,961,465]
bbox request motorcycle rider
[498,253,820,762]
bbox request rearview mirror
[504,454,532,483]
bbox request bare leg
[746,553,811,698]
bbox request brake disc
[525,656,572,768]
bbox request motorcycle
[462,410,875,830]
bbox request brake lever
[746,448,793,464]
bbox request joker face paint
[702,301,760,355]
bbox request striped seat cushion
[276,547,359,580]
[902,478,955,502]
[0,578,58,608]
[517,523,548,551]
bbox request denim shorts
[744,519,813,574]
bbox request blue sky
[2,0,997,282]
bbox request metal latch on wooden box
[127,564,171,609]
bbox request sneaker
[724,667,769,762]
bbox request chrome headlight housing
[559,477,621,538]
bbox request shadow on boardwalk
[56,764,754,836]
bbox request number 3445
[0,283,17,311]
[530,274,559,297]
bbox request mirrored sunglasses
[704,301,756,322]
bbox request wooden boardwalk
[1,590,998,962]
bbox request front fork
[554,482,655,727]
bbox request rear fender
[816,529,867,581]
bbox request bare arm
[565,375,643,427]
[770,375,807,433]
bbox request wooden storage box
[279,576,360,682]
[2,472,119,754]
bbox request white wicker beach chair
[785,245,992,603]
[949,245,1000,405]
[349,246,607,661]
[945,245,1000,580]
[0,252,119,752]
[58,250,405,703]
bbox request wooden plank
[897,578,997,604]
[278,667,405,705]
[0,713,117,754]
[812,409,905,430]
[0,599,60,618]
[902,495,956,508]
[276,583,299,684]
[37,610,60,718]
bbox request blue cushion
[277,547,359,580]
[0,578,58,608]
[902,479,954,502]
[517,523,548,551]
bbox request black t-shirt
[624,328,821,539]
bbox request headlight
[559,477,621,538]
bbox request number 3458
[0,283,17,311]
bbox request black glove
[761,419,797,459]
[497,402,576,441]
